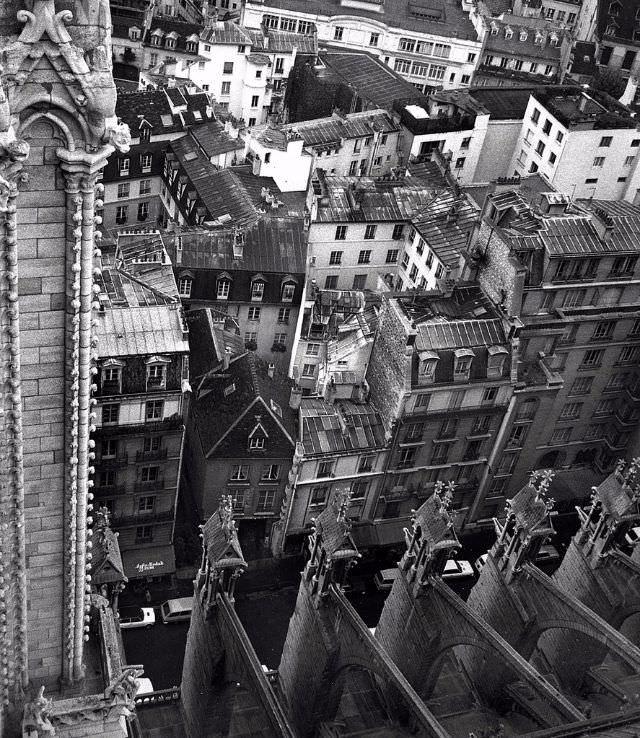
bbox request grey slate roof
[300,399,386,456]
[279,110,399,148]
[190,120,244,157]
[416,317,506,351]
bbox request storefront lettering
[135,560,164,573]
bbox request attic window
[505,27,513,39]
[519,30,527,41]
[270,399,282,417]
[534,33,543,45]
[249,436,265,449]
[418,350,439,382]
[151,34,161,46]
[224,383,236,397]
[550,33,559,46]
[165,37,176,49]
[487,345,508,378]
[490,23,498,35]
[186,41,197,52]
[453,348,475,381]
[129,27,140,41]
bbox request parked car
[474,553,489,574]
[373,568,399,591]
[160,597,193,624]
[625,526,640,547]
[118,606,155,630]
[442,559,474,580]
[136,677,155,696]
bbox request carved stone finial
[17,0,73,44]
[0,138,30,211]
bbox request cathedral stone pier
[181,498,296,738]
[374,483,581,734]
[467,471,640,703]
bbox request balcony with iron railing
[112,507,175,528]
[135,448,169,462]
[134,478,166,493]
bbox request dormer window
[519,30,528,41]
[140,153,152,172]
[101,359,125,394]
[534,32,544,45]
[487,345,508,378]
[165,37,176,49]
[178,275,193,297]
[186,41,197,52]
[550,33,559,46]
[140,127,151,144]
[217,273,232,300]
[151,31,162,46]
[505,27,513,39]
[251,275,265,301]
[281,277,296,302]
[490,22,499,35]
[129,27,141,41]
[419,350,439,382]
[249,436,265,449]
[453,348,475,381]
[118,157,130,176]
[145,356,170,391]
[248,419,268,450]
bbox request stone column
[57,146,112,684]
[0,136,30,724]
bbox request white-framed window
[117,182,130,198]
[278,308,290,324]
[230,464,248,481]
[101,364,123,394]
[248,306,261,321]
[118,158,130,176]
[145,399,164,421]
[140,153,152,172]
[306,343,321,356]
[139,179,151,195]
[251,280,265,301]
[178,277,192,297]
[249,436,265,449]
[302,364,315,378]
[310,486,329,506]
[261,464,280,481]
[146,360,168,391]
[137,201,149,221]
[282,283,295,301]
[115,205,128,225]
[217,278,231,300]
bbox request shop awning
[122,545,176,579]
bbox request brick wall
[19,125,70,686]
[365,299,411,433]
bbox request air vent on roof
[224,383,236,397]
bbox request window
[535,141,545,156]
[117,183,129,198]
[244,332,257,346]
[228,465,248,482]
[101,439,117,459]
[582,349,604,367]
[593,399,615,417]
[461,137,471,150]
[251,95,259,108]
[140,153,152,172]
[348,161,358,176]
[357,454,375,473]
[556,131,564,143]
[569,376,593,396]
[306,343,321,356]
[143,399,163,422]
[415,393,431,409]
[302,364,315,378]
[560,402,582,420]
[217,279,230,300]
[251,280,264,301]
[549,152,557,165]
[529,163,539,173]
[482,387,498,404]
[358,250,371,264]
[334,26,344,40]
[392,224,404,240]
[599,136,613,147]
[137,202,149,221]
[273,332,287,347]
[369,31,380,46]
[143,436,161,454]
[562,289,586,308]
[592,321,614,340]
[278,308,290,324]
[335,226,347,241]
[624,156,635,166]
[324,276,338,289]
[405,421,424,442]
[386,249,399,264]
[605,373,628,391]
[317,460,333,478]
[249,436,265,450]
[274,57,285,74]
[461,74,470,85]
[438,418,458,439]
[611,255,637,277]
[409,265,418,281]
[632,139,640,148]
[102,365,122,393]
[141,466,159,483]
[430,443,449,466]
[255,71,262,79]
[454,352,473,379]
[102,403,120,424]
[146,363,166,391]
[256,489,276,513]
[118,158,130,176]
[136,526,153,543]
[115,205,128,225]
[398,447,416,468]
[455,157,465,169]
[593,156,605,168]
[248,306,261,321]
[257,465,280,484]
[584,425,603,441]
[550,427,571,444]
[139,179,151,196]
[541,119,552,135]
[223,61,233,74]
[619,346,640,364]
[310,486,328,506]
[352,275,366,290]
[99,470,115,488]
[364,224,377,240]
[221,81,231,95]
[350,481,368,500]
[531,108,540,124]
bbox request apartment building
[101,87,217,231]
[246,109,403,180]
[471,188,640,514]
[188,17,317,125]
[307,170,438,293]
[596,0,640,86]
[93,234,190,583]
[509,86,640,201]
[183,331,296,556]
[240,0,483,91]
[365,287,515,534]
[272,398,388,555]
[471,14,573,86]
[396,90,490,184]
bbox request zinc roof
[300,399,385,456]
[280,110,398,148]
[416,317,505,351]
[200,21,253,45]
[95,305,189,357]
[189,120,244,157]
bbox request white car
[626,526,640,547]
[475,553,489,574]
[442,559,474,580]
[373,568,399,591]
[118,606,156,630]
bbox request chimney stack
[223,347,232,370]
[267,362,275,379]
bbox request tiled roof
[190,120,244,157]
[278,110,398,148]
[312,173,441,223]
[191,351,296,454]
[200,20,253,44]
[318,49,431,111]
[412,191,479,267]
[249,0,477,38]
[115,88,213,137]
[165,216,307,273]
[300,399,386,456]
[231,166,307,218]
